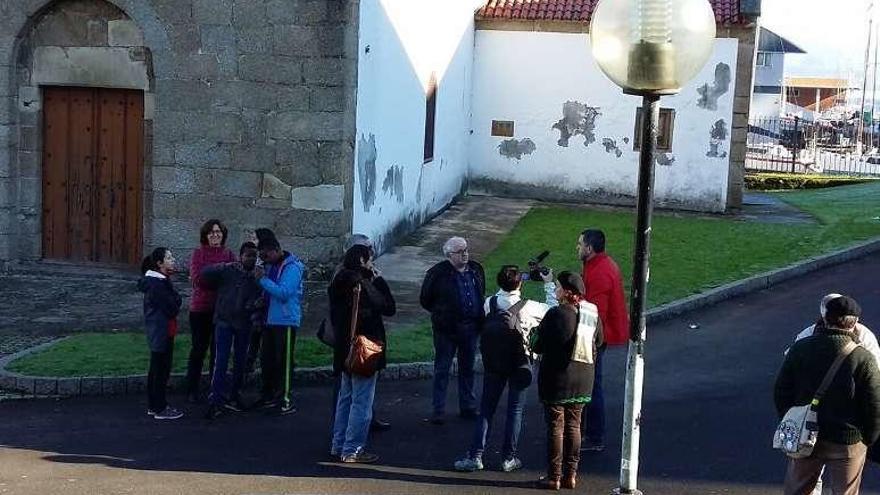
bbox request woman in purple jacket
[185,219,235,402]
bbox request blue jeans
[331,372,378,456]
[432,324,479,415]
[583,348,605,443]
[468,372,527,459]
[209,322,251,406]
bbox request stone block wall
[720,23,759,211]
[0,0,359,275]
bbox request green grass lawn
[7,324,433,378]
[483,181,880,306]
[9,182,880,377]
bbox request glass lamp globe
[589,0,717,95]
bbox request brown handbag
[344,283,385,377]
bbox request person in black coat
[200,241,263,419]
[532,272,603,490]
[419,236,486,424]
[329,244,396,464]
[137,247,184,421]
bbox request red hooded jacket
[583,252,630,346]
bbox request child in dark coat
[137,247,184,420]
[200,242,263,419]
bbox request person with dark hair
[186,219,236,403]
[420,236,486,425]
[532,271,604,490]
[454,265,557,473]
[776,295,880,495]
[577,228,627,452]
[327,233,391,432]
[253,228,305,415]
[200,242,263,419]
[329,244,396,463]
[137,248,184,421]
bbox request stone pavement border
[2,236,880,398]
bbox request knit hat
[557,271,585,296]
[824,295,861,321]
[819,293,843,318]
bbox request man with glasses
[420,236,486,425]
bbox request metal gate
[42,86,144,264]
[746,117,880,176]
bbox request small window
[491,120,514,137]
[633,107,675,152]
[424,72,437,163]
[756,52,772,67]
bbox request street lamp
[589,0,716,494]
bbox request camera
[521,250,550,281]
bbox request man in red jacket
[578,229,629,452]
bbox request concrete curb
[3,236,880,398]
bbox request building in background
[750,27,805,118]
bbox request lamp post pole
[616,92,660,495]
[588,2,717,493]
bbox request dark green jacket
[775,328,880,446]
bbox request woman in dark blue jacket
[138,247,184,421]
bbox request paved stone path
[0,195,535,361]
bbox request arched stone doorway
[12,0,154,265]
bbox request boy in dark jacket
[200,242,263,419]
[138,247,184,421]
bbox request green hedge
[745,173,878,191]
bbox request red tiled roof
[477,0,746,26]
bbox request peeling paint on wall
[697,63,731,111]
[382,165,405,202]
[656,153,675,166]
[357,133,377,212]
[601,138,623,158]
[707,119,729,158]
[551,101,601,147]
[498,138,536,160]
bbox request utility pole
[858,1,874,154]
[871,18,879,150]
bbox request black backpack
[480,296,529,376]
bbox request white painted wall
[469,30,739,212]
[352,0,483,253]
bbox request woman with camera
[532,271,604,490]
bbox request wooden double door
[42,86,144,265]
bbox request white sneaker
[501,456,522,472]
[153,406,184,420]
[453,456,484,472]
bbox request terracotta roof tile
[476,0,745,26]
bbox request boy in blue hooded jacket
[254,229,305,414]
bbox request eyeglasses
[450,248,469,255]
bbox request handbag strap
[349,283,361,345]
[812,341,858,406]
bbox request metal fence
[746,117,880,176]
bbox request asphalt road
[2,253,880,495]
